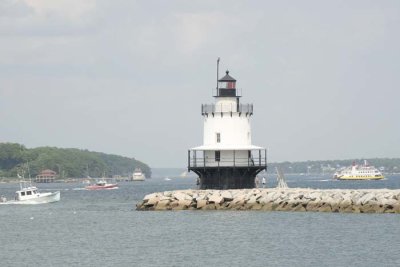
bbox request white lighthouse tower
[188,60,267,189]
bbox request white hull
[0,191,60,205]
[132,175,145,181]
[132,168,146,181]
[335,176,384,180]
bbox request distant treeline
[0,143,151,178]
[267,158,400,174]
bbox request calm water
[1,174,399,267]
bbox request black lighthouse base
[189,166,266,190]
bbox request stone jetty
[136,188,400,213]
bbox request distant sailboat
[276,167,288,189]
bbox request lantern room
[216,70,239,97]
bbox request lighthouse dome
[218,70,236,82]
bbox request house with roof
[35,169,57,183]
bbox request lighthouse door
[215,151,221,162]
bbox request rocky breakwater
[136,188,400,213]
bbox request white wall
[203,113,252,147]
[214,97,237,112]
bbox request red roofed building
[35,169,57,183]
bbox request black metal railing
[188,149,267,168]
[201,103,253,115]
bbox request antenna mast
[217,57,220,91]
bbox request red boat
[85,180,118,190]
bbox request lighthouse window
[215,151,221,162]
[216,133,221,143]
[227,82,235,89]
[219,81,227,88]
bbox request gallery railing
[188,149,267,168]
[201,103,253,115]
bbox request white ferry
[132,168,145,181]
[333,160,384,180]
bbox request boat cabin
[15,187,39,201]
[96,180,107,186]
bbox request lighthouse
[188,61,267,189]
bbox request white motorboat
[0,182,60,205]
[132,168,145,181]
[85,179,118,190]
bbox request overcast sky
[1,0,400,168]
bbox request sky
[1,0,400,168]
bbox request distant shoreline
[0,177,128,184]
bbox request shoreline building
[35,169,57,183]
[188,62,267,189]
